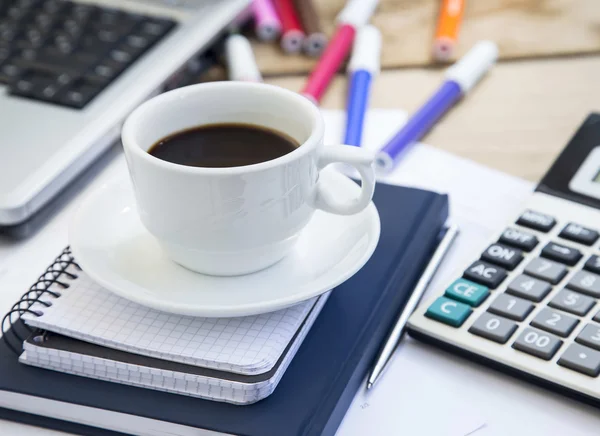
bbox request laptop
[0,0,250,226]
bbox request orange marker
[433,0,465,62]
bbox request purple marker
[375,41,499,173]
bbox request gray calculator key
[530,308,579,337]
[558,343,600,377]
[488,293,534,321]
[507,274,552,302]
[575,324,600,351]
[512,327,563,360]
[468,312,518,344]
[548,289,595,316]
[567,271,600,298]
[524,258,568,285]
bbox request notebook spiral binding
[1,247,80,355]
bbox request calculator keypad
[416,207,600,382]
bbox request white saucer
[69,168,381,317]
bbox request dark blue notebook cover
[0,181,448,436]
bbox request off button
[425,296,472,327]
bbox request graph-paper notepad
[22,269,318,376]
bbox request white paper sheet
[323,110,600,436]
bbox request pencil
[273,0,305,54]
[252,0,281,41]
[433,0,465,62]
[293,0,327,57]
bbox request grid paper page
[23,272,316,375]
[21,292,329,405]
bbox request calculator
[407,113,600,407]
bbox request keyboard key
[481,243,523,270]
[541,242,582,266]
[507,274,552,302]
[585,255,600,275]
[0,63,22,83]
[558,343,600,377]
[59,79,101,108]
[488,293,534,321]
[548,289,595,316]
[425,296,472,327]
[575,324,600,351]
[530,308,579,337]
[567,270,600,298]
[517,210,556,232]
[444,278,489,307]
[524,258,567,284]
[499,227,539,252]
[512,327,562,360]
[469,312,518,344]
[463,261,507,289]
[559,223,599,246]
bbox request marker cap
[445,40,498,93]
[348,25,382,75]
[225,34,262,82]
[336,0,379,28]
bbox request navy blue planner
[0,181,449,436]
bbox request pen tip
[366,381,374,390]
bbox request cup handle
[310,145,376,215]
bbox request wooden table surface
[265,56,600,182]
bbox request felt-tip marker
[375,40,498,173]
[343,25,382,147]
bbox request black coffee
[148,123,299,168]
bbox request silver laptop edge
[0,0,250,225]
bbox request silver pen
[366,224,460,389]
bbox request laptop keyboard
[0,0,176,108]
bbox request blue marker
[375,40,499,172]
[343,25,382,147]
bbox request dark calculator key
[469,312,518,344]
[559,223,599,246]
[548,289,595,316]
[517,210,556,232]
[463,260,507,289]
[585,255,600,275]
[575,324,600,352]
[541,242,582,266]
[506,274,552,302]
[125,34,150,49]
[481,243,523,270]
[512,327,563,360]
[524,258,567,284]
[530,308,578,338]
[567,271,600,298]
[499,227,539,252]
[558,343,600,377]
[487,293,534,321]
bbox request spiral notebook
[5,249,325,404]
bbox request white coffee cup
[121,82,375,276]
